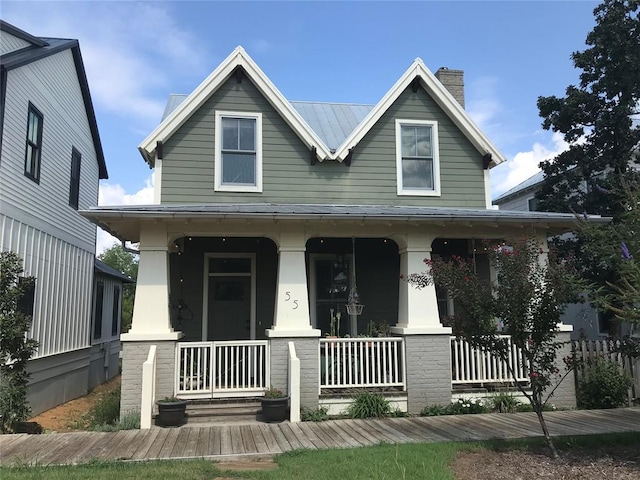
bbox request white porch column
[267,229,320,338]
[122,222,181,341]
[537,234,573,333]
[392,232,451,335]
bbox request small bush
[347,392,391,418]
[489,393,521,413]
[577,359,632,409]
[301,406,329,422]
[420,398,488,416]
[92,411,140,431]
[86,387,121,427]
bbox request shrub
[346,391,391,418]
[86,386,121,428]
[577,359,632,409]
[92,411,140,431]
[489,392,521,413]
[301,406,329,422]
[420,398,488,416]
[264,387,285,399]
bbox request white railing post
[140,344,157,430]
[288,342,300,422]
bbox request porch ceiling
[80,203,610,243]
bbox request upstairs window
[395,119,440,196]
[24,103,44,183]
[69,147,82,209]
[215,111,262,192]
[527,197,539,212]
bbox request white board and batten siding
[0,31,32,55]
[0,48,100,358]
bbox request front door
[205,255,254,341]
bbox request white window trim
[214,110,263,193]
[395,119,441,196]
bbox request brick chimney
[435,67,465,109]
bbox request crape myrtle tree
[98,244,138,332]
[408,237,582,458]
[0,252,39,433]
[536,0,640,336]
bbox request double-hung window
[215,111,262,192]
[69,147,82,209]
[395,119,440,196]
[24,103,44,183]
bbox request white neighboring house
[493,172,634,340]
[0,21,111,415]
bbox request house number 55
[284,291,299,309]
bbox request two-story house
[83,47,605,419]
[0,21,118,415]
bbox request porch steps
[184,399,264,426]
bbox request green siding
[161,76,487,207]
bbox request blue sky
[2,1,601,251]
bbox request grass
[1,432,638,480]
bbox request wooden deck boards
[1,408,638,466]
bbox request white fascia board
[333,58,507,167]
[138,46,331,163]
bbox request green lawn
[1,433,638,480]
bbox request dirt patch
[28,376,121,432]
[453,444,640,479]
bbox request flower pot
[156,399,187,427]
[261,396,289,423]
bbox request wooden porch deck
[1,408,639,466]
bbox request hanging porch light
[346,236,365,316]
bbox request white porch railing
[176,341,269,398]
[319,338,406,391]
[451,336,530,386]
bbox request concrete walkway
[1,408,639,466]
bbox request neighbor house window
[24,103,44,183]
[69,147,82,209]
[527,197,539,212]
[93,281,104,340]
[396,119,440,196]
[17,277,36,317]
[111,285,120,336]
[214,111,262,192]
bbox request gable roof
[0,21,108,179]
[139,47,506,167]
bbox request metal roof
[493,171,545,203]
[161,95,374,151]
[82,202,607,223]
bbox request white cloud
[490,132,569,198]
[467,76,503,132]
[2,2,209,126]
[96,176,155,254]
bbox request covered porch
[81,204,580,416]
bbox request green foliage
[346,391,391,418]
[488,393,522,413]
[86,387,121,427]
[408,236,581,458]
[301,406,329,422]
[420,398,488,416]
[98,245,137,332]
[536,0,640,218]
[264,387,285,399]
[91,411,140,432]
[0,252,39,433]
[577,358,632,409]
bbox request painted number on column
[284,291,299,309]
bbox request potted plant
[260,387,289,423]
[156,396,187,427]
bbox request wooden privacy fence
[572,339,640,402]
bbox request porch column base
[548,331,576,409]
[268,337,319,410]
[266,328,321,338]
[403,334,452,414]
[391,326,452,335]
